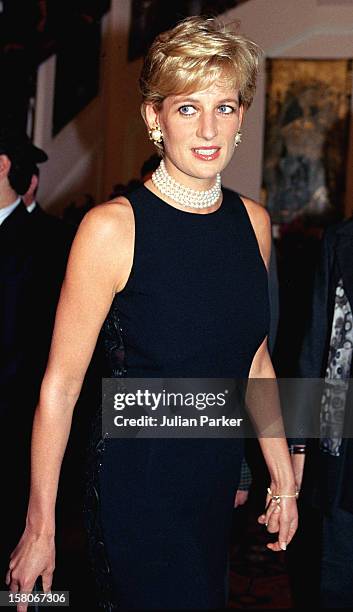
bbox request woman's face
[145,82,243,188]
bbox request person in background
[289,216,353,608]
[21,164,39,211]
[0,123,74,591]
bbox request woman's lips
[191,147,221,161]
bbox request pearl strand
[152,159,221,209]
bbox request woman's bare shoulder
[67,196,134,292]
[239,196,270,230]
[239,195,271,269]
[79,196,133,240]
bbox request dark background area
[128,0,247,60]
[0,0,111,133]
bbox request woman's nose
[196,113,218,141]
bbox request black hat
[0,125,48,164]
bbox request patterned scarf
[320,278,353,456]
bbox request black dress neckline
[142,184,225,217]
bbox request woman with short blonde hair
[8,16,297,611]
[140,16,261,153]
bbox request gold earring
[234,131,242,147]
[148,124,163,144]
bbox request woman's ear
[144,103,160,130]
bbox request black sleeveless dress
[84,186,269,610]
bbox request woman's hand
[257,484,298,552]
[5,527,55,612]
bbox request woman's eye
[218,105,235,114]
[179,105,197,115]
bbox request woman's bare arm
[241,196,298,552]
[248,339,297,551]
[6,199,133,607]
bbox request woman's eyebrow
[171,97,239,106]
[171,96,201,105]
[217,99,239,105]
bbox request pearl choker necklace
[152,159,221,209]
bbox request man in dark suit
[0,124,75,588]
[290,217,353,608]
[0,125,75,413]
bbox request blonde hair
[140,16,262,152]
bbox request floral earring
[234,131,242,147]
[149,123,163,144]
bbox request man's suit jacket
[0,201,75,421]
[299,217,353,514]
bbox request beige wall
[33,0,353,216]
[98,0,153,204]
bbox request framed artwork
[128,0,247,61]
[262,59,352,226]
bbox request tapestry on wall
[262,58,352,226]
